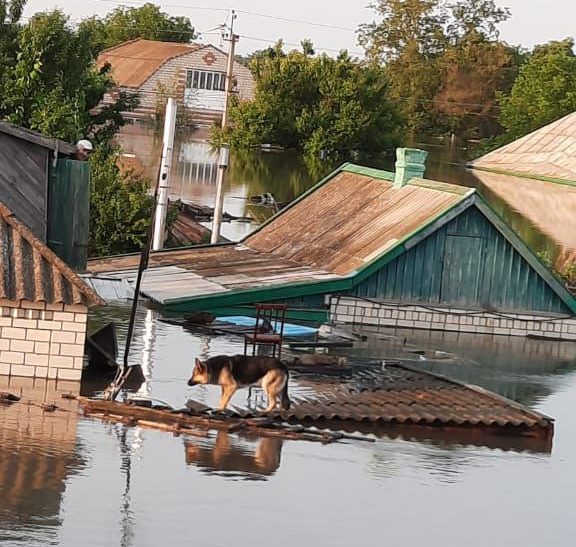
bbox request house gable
[350,201,573,315]
[127,44,254,114]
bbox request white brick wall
[329,296,576,341]
[0,300,88,381]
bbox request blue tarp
[216,316,317,337]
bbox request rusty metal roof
[87,165,474,307]
[0,203,104,307]
[246,170,470,276]
[472,111,576,181]
[232,363,554,434]
[97,38,204,89]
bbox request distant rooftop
[97,38,205,89]
[473,111,576,182]
[472,112,576,262]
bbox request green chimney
[394,148,428,188]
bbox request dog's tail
[281,368,291,411]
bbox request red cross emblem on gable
[203,52,217,66]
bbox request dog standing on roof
[187,355,291,412]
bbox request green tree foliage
[498,39,576,140]
[220,43,400,156]
[0,3,155,258]
[78,2,195,55]
[358,0,447,132]
[0,8,137,142]
[358,0,514,136]
[88,143,154,257]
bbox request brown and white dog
[187,355,291,412]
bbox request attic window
[186,69,226,92]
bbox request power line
[235,10,355,32]
[60,0,356,33]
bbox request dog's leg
[218,385,237,410]
[262,372,283,413]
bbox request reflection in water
[346,327,576,408]
[117,127,561,261]
[0,377,84,547]
[115,425,136,547]
[184,431,283,481]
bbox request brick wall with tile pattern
[0,300,87,381]
[329,296,576,341]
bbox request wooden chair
[243,303,287,359]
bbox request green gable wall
[349,205,570,314]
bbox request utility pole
[211,10,238,244]
[221,10,238,129]
[152,97,177,250]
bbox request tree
[78,2,195,55]
[358,0,447,132]
[434,35,520,137]
[498,39,576,139]
[0,1,25,98]
[0,6,159,257]
[358,0,513,135]
[0,9,136,142]
[218,44,401,156]
[88,142,154,257]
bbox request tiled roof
[473,111,576,181]
[0,203,104,307]
[97,38,204,88]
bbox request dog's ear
[195,358,205,372]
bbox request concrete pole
[210,11,237,244]
[221,10,238,129]
[152,97,177,250]
[210,144,230,244]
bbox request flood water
[117,127,562,260]
[2,303,576,547]
[2,130,576,545]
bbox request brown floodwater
[2,303,576,547]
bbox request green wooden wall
[47,159,90,271]
[349,205,570,314]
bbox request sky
[23,0,576,57]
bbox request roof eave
[0,121,75,155]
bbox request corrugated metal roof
[229,363,553,433]
[97,38,204,89]
[473,111,576,181]
[0,203,104,307]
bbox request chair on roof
[243,304,287,359]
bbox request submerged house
[0,121,90,270]
[88,148,576,341]
[0,203,103,381]
[470,111,576,282]
[97,39,255,126]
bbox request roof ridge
[471,165,576,188]
[0,202,104,306]
[98,37,143,56]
